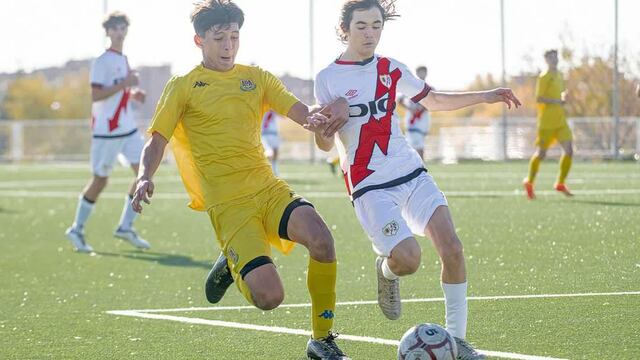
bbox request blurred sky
[1,0,638,88]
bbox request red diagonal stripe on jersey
[108,89,130,132]
[409,107,426,125]
[350,58,402,187]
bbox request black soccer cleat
[204,252,234,304]
[306,332,351,360]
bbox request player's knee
[439,235,464,262]
[537,150,547,160]
[395,252,421,275]
[565,147,573,157]
[306,219,336,262]
[253,288,284,310]
[390,239,421,275]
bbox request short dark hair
[544,49,558,58]
[338,0,399,43]
[191,0,245,37]
[416,65,427,73]
[102,11,130,31]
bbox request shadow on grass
[0,207,18,214]
[96,250,212,269]
[566,199,640,208]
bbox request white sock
[441,282,468,339]
[381,257,399,280]
[72,196,95,231]
[117,195,138,231]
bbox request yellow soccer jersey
[149,64,300,210]
[535,70,566,129]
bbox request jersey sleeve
[395,60,432,103]
[90,57,108,88]
[261,69,300,116]
[314,70,335,106]
[148,76,187,141]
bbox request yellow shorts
[535,124,573,149]
[207,179,312,281]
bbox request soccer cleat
[204,252,234,304]
[114,227,151,249]
[554,183,574,197]
[306,332,350,360]
[375,256,401,320]
[454,337,486,360]
[523,179,535,200]
[65,227,94,253]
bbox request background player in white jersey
[65,12,150,253]
[399,65,430,160]
[311,1,521,358]
[261,109,282,175]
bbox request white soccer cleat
[454,337,486,360]
[376,256,401,320]
[65,227,94,253]
[114,228,151,249]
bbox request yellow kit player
[131,1,350,359]
[524,49,574,199]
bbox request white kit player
[261,109,281,175]
[65,12,150,253]
[309,1,520,358]
[400,65,430,160]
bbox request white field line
[114,290,640,314]
[106,310,566,360]
[2,188,640,200]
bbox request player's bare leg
[555,141,574,197]
[378,237,420,320]
[114,163,150,249]
[426,206,485,359]
[286,205,349,359]
[65,175,108,253]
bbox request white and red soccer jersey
[90,48,137,137]
[315,55,432,199]
[403,100,430,135]
[261,110,280,136]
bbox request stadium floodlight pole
[309,0,316,163]
[612,0,620,159]
[500,0,508,160]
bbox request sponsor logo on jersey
[193,81,209,88]
[382,220,399,236]
[318,310,335,319]
[240,79,256,91]
[345,89,359,99]
[228,247,239,265]
[349,98,395,118]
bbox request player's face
[196,23,240,72]
[416,68,427,80]
[346,7,384,57]
[545,52,558,68]
[106,23,128,45]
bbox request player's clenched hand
[304,113,329,132]
[321,97,350,138]
[132,178,154,214]
[485,88,522,109]
[131,89,146,103]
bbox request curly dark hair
[337,0,399,43]
[191,0,244,36]
[102,11,130,31]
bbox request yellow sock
[307,257,337,339]
[527,154,541,183]
[557,154,572,184]
[235,275,255,306]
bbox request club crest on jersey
[382,220,399,237]
[379,74,392,88]
[240,79,256,91]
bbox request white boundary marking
[2,188,640,200]
[107,291,640,360]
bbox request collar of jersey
[197,63,239,77]
[334,55,376,66]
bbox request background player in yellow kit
[131,1,350,358]
[524,49,574,199]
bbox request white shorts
[261,134,280,153]
[91,132,144,177]
[353,172,448,256]
[407,130,426,150]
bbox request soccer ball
[397,323,458,360]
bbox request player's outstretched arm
[420,88,521,112]
[92,72,139,102]
[287,98,349,137]
[132,132,168,213]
